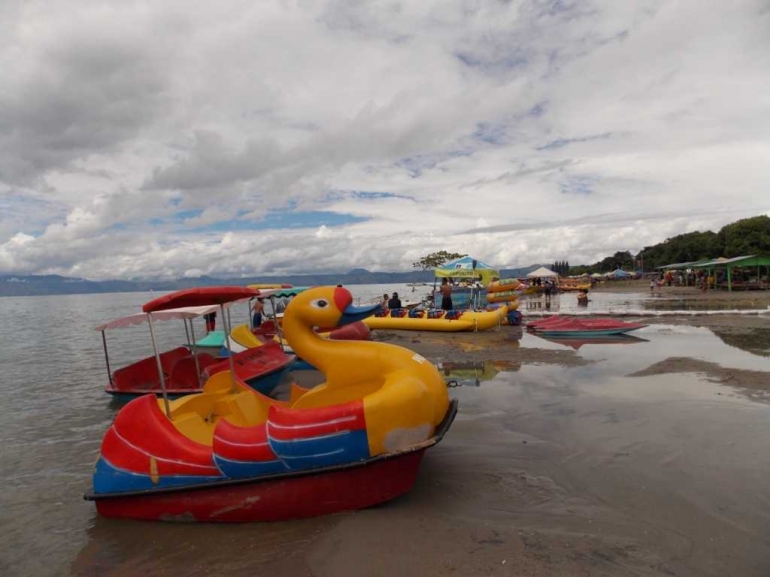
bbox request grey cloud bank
[0,0,768,280]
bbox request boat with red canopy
[97,287,295,399]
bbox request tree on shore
[635,215,770,270]
[412,251,468,270]
[554,261,570,275]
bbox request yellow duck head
[284,286,380,332]
[283,286,449,456]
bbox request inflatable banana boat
[486,278,523,304]
[86,286,455,522]
[363,305,508,332]
[487,278,522,292]
[486,291,521,304]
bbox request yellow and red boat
[486,278,522,304]
[85,286,456,522]
[363,305,509,332]
[558,278,591,292]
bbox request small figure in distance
[204,311,216,334]
[252,297,264,328]
[440,278,453,311]
[388,292,402,309]
[381,293,389,308]
[275,296,289,314]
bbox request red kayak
[534,318,647,337]
[529,316,641,330]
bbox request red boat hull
[94,450,425,522]
[87,398,458,523]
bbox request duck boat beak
[338,303,381,326]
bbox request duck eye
[311,299,329,309]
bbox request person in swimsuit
[251,298,264,328]
[440,278,453,310]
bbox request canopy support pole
[148,313,172,419]
[183,319,191,347]
[101,330,113,386]
[432,277,438,309]
[189,318,202,386]
[221,304,237,392]
[270,296,285,348]
[727,266,732,292]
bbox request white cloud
[0,0,768,279]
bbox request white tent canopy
[527,266,559,278]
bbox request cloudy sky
[1,0,768,280]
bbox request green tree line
[569,215,770,275]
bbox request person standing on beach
[204,311,216,333]
[440,278,453,310]
[251,298,264,329]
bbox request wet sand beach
[3,288,770,576]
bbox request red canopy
[142,287,259,313]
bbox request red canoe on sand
[529,316,640,330]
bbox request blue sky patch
[473,122,508,145]
[184,210,369,233]
[559,175,596,195]
[537,132,613,151]
[397,150,472,178]
[173,209,203,220]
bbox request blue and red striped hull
[85,399,458,522]
[92,450,423,522]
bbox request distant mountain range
[0,265,540,297]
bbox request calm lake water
[2,286,770,576]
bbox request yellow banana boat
[487,278,522,292]
[487,291,521,304]
[559,283,591,292]
[364,305,508,332]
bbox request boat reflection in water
[438,359,522,387]
[535,333,649,351]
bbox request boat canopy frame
[96,290,257,418]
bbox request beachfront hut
[657,259,710,271]
[692,255,770,291]
[434,256,500,285]
[655,259,711,286]
[526,266,559,278]
[433,256,500,310]
[606,268,632,279]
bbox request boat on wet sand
[536,334,649,350]
[528,315,647,337]
[85,286,456,522]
